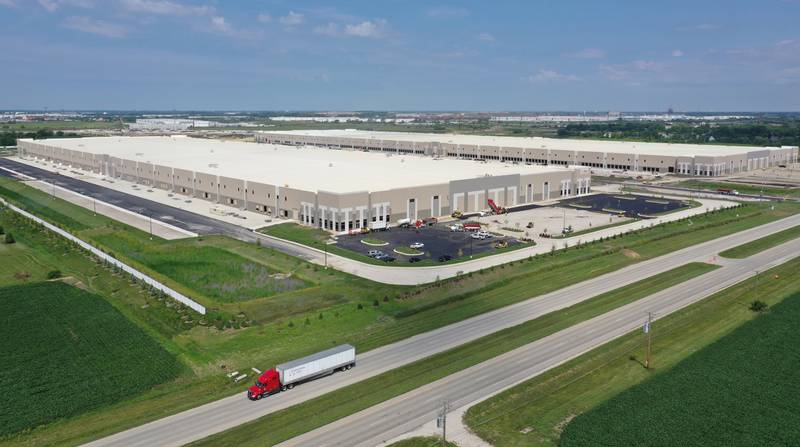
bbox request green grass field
[675,179,800,198]
[464,257,800,447]
[188,263,717,446]
[0,282,182,438]
[560,284,800,446]
[719,224,800,258]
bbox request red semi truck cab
[248,369,281,400]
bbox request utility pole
[324,240,328,269]
[93,197,97,216]
[149,213,153,240]
[436,400,451,445]
[644,312,653,369]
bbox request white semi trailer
[248,344,356,399]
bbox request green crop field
[464,256,800,447]
[0,282,182,438]
[560,292,800,446]
[719,224,800,259]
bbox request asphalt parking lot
[558,193,689,217]
[335,224,521,262]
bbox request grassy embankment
[464,256,800,447]
[188,263,717,446]
[1,174,799,446]
[719,224,800,258]
[675,179,800,199]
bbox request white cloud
[632,60,663,71]
[38,0,93,12]
[344,19,386,38]
[776,39,796,46]
[120,0,214,16]
[210,16,230,33]
[62,15,127,38]
[477,32,495,42]
[426,7,469,18]
[0,0,16,8]
[528,69,579,83]
[677,23,720,32]
[672,49,684,57]
[279,11,304,26]
[256,13,271,23]
[565,48,606,59]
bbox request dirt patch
[621,248,641,259]
[554,413,577,435]
[53,276,87,289]
[13,271,31,280]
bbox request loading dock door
[526,184,533,202]
[543,182,550,200]
[408,198,416,220]
[432,196,440,217]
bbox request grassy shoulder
[0,282,182,439]
[719,224,800,258]
[464,256,800,447]
[388,436,457,447]
[674,179,800,198]
[188,262,717,446]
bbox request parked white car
[470,233,485,240]
[476,231,493,238]
[409,242,425,249]
[448,224,464,232]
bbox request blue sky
[1,0,799,111]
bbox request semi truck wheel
[287,383,295,390]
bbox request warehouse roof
[264,130,779,158]
[36,136,572,193]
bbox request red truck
[247,344,356,400]
[463,222,481,231]
[716,188,740,195]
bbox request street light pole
[149,213,153,240]
[644,312,653,369]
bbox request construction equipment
[488,199,506,215]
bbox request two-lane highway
[83,213,800,447]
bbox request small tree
[372,299,380,307]
[4,233,14,244]
[0,224,4,235]
[46,270,62,279]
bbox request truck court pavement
[82,213,800,447]
[283,238,800,447]
[0,157,740,285]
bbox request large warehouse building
[257,130,798,176]
[18,136,590,233]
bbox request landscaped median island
[464,256,800,447]
[719,224,800,259]
[2,173,800,447]
[187,263,717,446]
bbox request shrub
[357,303,363,310]
[318,312,324,320]
[304,317,310,325]
[0,224,4,234]
[287,321,295,328]
[749,300,768,313]
[46,270,62,280]
[372,299,380,307]
[4,233,14,244]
